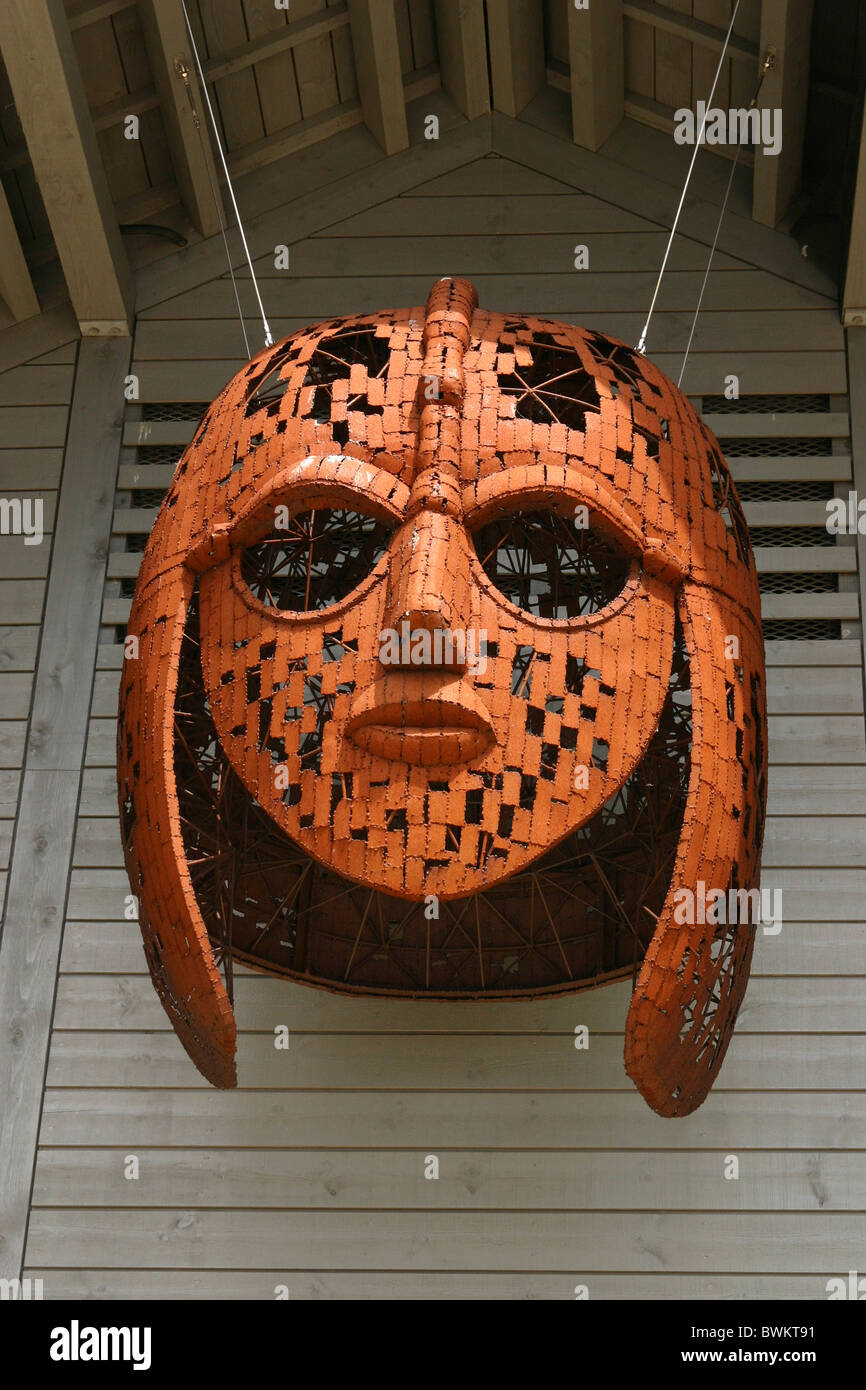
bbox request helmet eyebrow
[462,465,688,583]
[186,454,410,572]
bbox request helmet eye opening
[471,508,633,620]
[238,505,393,612]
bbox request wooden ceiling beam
[0,181,39,322]
[0,87,162,177]
[487,0,545,118]
[0,0,133,335]
[568,0,625,151]
[623,0,758,65]
[138,0,224,240]
[204,6,350,83]
[66,0,136,30]
[752,0,814,228]
[433,0,490,120]
[347,0,409,155]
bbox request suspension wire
[677,52,775,390]
[175,58,251,361]
[635,0,741,355]
[179,0,274,352]
[677,154,738,389]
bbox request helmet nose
[378,275,478,673]
[381,507,473,671]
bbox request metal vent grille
[736,480,833,502]
[130,489,166,509]
[702,394,831,414]
[762,619,843,640]
[758,573,838,594]
[135,446,182,467]
[141,402,209,422]
[749,525,836,548]
[723,437,834,457]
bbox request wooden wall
[13,119,866,1298]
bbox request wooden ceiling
[0,1,861,333]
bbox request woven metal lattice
[118,277,767,1117]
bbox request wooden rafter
[752,0,815,229]
[0,0,133,334]
[66,0,136,28]
[139,0,224,239]
[347,0,409,155]
[434,0,490,120]
[0,181,39,322]
[487,0,545,119]
[568,0,625,151]
[623,0,758,65]
[204,5,350,83]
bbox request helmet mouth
[345,673,496,766]
[174,585,692,999]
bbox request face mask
[118,278,766,1115]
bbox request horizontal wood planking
[0,625,39,669]
[42,1031,866,1091]
[0,407,69,448]
[49,976,866,1034]
[496,108,837,298]
[35,1087,866,1152]
[0,722,27,767]
[0,450,63,490]
[12,1269,843,1299]
[0,365,75,406]
[0,493,56,531]
[0,581,47,627]
[406,156,586,197]
[760,595,860,622]
[0,549,51,582]
[56,917,866,979]
[0,818,11,867]
[22,1207,866,1271]
[257,229,755,274]
[141,272,836,321]
[29,1147,866,1212]
[0,769,20,817]
[0,670,37,717]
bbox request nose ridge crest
[419,276,478,411]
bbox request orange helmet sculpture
[118,277,767,1116]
